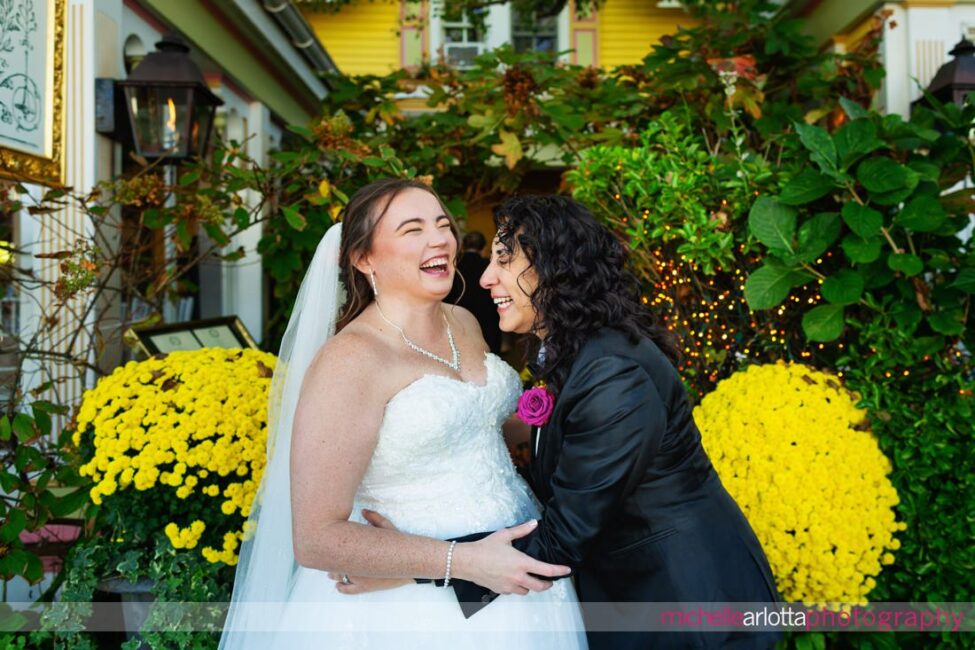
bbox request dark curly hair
[493,194,679,394]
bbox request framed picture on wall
[0,0,65,186]
[125,316,259,356]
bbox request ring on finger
[341,574,351,585]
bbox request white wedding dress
[268,352,587,648]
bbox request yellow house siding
[304,1,695,75]
[598,1,696,68]
[303,1,401,76]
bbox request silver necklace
[374,301,461,372]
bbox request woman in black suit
[466,194,782,649]
[338,194,782,648]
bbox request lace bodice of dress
[353,353,539,540]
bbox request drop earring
[370,270,378,296]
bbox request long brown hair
[335,178,459,332]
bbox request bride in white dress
[219,179,586,649]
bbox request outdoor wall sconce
[918,37,975,109]
[96,34,223,163]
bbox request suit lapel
[529,424,542,492]
[530,421,558,501]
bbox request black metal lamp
[924,37,975,107]
[114,34,223,163]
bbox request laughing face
[480,234,541,336]
[361,187,458,301]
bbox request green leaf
[116,553,140,577]
[203,222,231,247]
[467,114,501,130]
[834,119,885,169]
[857,157,915,193]
[950,268,975,294]
[0,472,19,493]
[907,160,941,183]
[841,202,883,239]
[0,608,27,632]
[914,126,941,142]
[286,124,315,141]
[928,310,964,336]
[270,151,300,163]
[30,404,51,437]
[178,170,200,187]
[861,259,895,289]
[796,212,841,262]
[744,264,808,309]
[444,197,468,219]
[894,195,946,233]
[839,97,869,120]
[11,413,34,442]
[281,205,307,231]
[841,234,883,263]
[802,304,845,341]
[14,446,45,473]
[22,551,42,583]
[779,170,835,205]
[794,634,813,650]
[0,417,9,441]
[748,197,796,253]
[362,157,386,167]
[864,633,902,650]
[794,122,838,175]
[50,488,91,519]
[34,470,50,491]
[233,207,250,229]
[887,253,924,277]
[0,509,26,544]
[915,335,945,357]
[923,247,953,270]
[538,102,586,131]
[891,302,922,333]
[870,185,917,206]
[29,400,68,415]
[821,270,865,305]
[175,220,192,250]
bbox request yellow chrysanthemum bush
[73,348,275,567]
[693,361,905,607]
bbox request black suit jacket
[448,328,781,649]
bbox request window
[442,7,484,68]
[512,8,558,55]
[401,0,427,70]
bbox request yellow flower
[72,348,277,566]
[694,362,902,608]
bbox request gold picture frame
[0,0,65,187]
[124,316,260,357]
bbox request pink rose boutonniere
[517,383,555,427]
